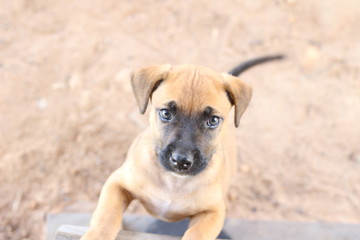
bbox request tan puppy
[81,56,283,240]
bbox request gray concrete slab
[47,213,360,240]
[46,213,91,240]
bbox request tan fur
[81,64,252,240]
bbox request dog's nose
[170,152,193,171]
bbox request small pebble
[37,98,48,110]
[51,81,66,90]
[68,72,82,90]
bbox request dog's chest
[137,182,210,221]
[145,195,176,218]
[139,192,193,221]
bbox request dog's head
[131,64,252,176]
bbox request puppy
[81,55,283,240]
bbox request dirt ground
[0,0,360,239]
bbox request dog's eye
[159,109,172,122]
[206,116,220,128]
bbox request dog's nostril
[170,153,193,171]
[181,161,191,170]
[171,158,178,166]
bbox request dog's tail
[228,54,285,77]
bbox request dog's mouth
[157,145,208,176]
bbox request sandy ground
[0,0,360,239]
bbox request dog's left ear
[131,64,172,114]
[222,73,253,127]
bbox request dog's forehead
[152,65,231,114]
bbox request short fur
[81,64,252,240]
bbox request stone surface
[47,213,360,240]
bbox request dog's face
[131,64,252,176]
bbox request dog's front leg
[182,205,225,240]
[81,172,132,240]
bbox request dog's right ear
[130,64,172,114]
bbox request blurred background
[0,0,359,239]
